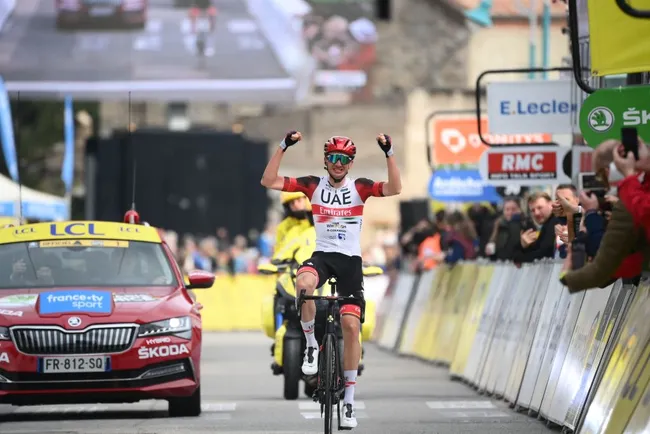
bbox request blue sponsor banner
[62,96,75,194]
[38,290,112,314]
[0,201,15,216]
[428,169,502,203]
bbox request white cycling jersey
[283,175,384,258]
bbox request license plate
[39,356,111,373]
[89,7,114,16]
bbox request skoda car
[0,220,214,416]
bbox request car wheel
[282,338,301,400]
[168,385,202,417]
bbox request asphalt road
[0,332,555,434]
[0,0,298,101]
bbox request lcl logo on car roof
[68,317,82,327]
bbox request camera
[578,171,612,212]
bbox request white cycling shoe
[302,346,318,375]
[340,403,358,428]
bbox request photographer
[485,197,532,261]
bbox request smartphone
[579,172,608,196]
[572,212,582,239]
[621,127,639,160]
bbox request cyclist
[274,191,312,258]
[260,130,402,428]
[189,0,217,33]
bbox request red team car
[0,218,214,416]
[56,0,147,29]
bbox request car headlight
[0,327,8,340]
[138,316,192,339]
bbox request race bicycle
[297,276,365,433]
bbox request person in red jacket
[613,137,650,241]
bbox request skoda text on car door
[0,220,214,417]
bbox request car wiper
[23,244,39,280]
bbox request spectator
[552,184,580,259]
[513,192,559,263]
[613,137,650,241]
[466,203,497,257]
[417,222,443,271]
[559,140,650,292]
[486,196,531,261]
[443,212,478,265]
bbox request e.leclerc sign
[487,79,580,135]
[579,85,650,148]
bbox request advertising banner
[430,117,551,166]
[588,0,650,76]
[0,0,378,103]
[478,146,572,186]
[579,85,650,148]
[428,169,503,203]
[486,79,581,135]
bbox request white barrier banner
[398,269,436,356]
[517,263,565,409]
[504,262,554,403]
[376,272,417,350]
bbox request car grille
[10,325,138,355]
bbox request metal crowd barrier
[373,259,650,433]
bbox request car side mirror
[186,270,215,289]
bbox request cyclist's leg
[336,254,364,428]
[296,253,328,375]
[189,5,199,33]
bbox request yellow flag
[589,0,650,76]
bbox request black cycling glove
[279,131,299,152]
[377,134,394,157]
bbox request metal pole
[541,0,550,79]
[528,0,538,79]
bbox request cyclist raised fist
[261,131,402,429]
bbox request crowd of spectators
[400,137,650,295]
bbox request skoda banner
[486,79,581,135]
[579,85,650,148]
[588,0,650,76]
[428,169,502,203]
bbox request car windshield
[0,239,177,289]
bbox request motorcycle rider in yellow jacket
[273,192,312,261]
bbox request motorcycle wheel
[282,338,301,400]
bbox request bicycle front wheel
[323,333,336,434]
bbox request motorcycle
[258,259,382,400]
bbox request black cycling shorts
[297,251,364,316]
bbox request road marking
[426,400,497,409]
[226,19,258,33]
[299,401,366,410]
[299,401,367,420]
[444,410,510,418]
[145,18,162,33]
[236,35,266,51]
[4,78,297,92]
[301,411,369,419]
[134,34,162,51]
[75,35,111,52]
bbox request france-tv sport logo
[39,290,112,314]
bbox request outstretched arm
[377,133,401,196]
[260,131,302,190]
